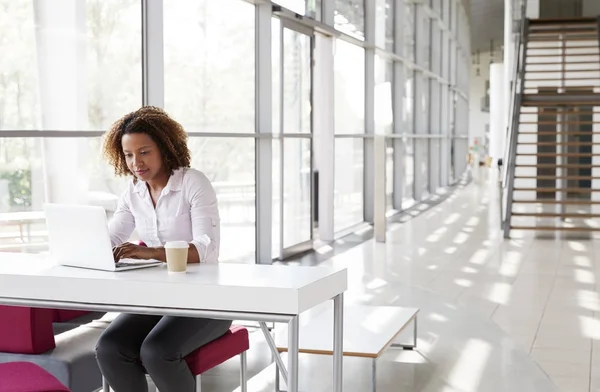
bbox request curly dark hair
[102,106,191,177]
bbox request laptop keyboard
[116,259,162,268]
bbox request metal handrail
[501,0,528,232]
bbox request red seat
[185,325,249,375]
[0,362,71,392]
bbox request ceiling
[469,0,505,54]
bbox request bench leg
[240,351,248,392]
[275,362,281,392]
[372,359,377,392]
[195,374,202,392]
[391,316,418,350]
[102,377,110,392]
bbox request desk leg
[288,316,299,392]
[333,292,344,392]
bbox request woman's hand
[112,243,160,262]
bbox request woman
[95,106,232,392]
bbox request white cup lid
[164,241,189,249]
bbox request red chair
[0,361,71,392]
[102,325,249,392]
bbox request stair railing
[501,0,529,238]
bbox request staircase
[503,16,600,237]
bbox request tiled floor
[187,170,585,391]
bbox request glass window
[386,140,394,211]
[404,4,415,62]
[334,40,365,135]
[189,137,256,263]
[375,56,393,135]
[417,6,431,69]
[0,0,142,131]
[375,0,394,52]
[334,138,364,231]
[0,137,127,252]
[163,0,255,133]
[334,0,365,39]
[403,71,414,134]
[403,139,415,205]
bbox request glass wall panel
[375,0,394,52]
[404,3,415,62]
[334,40,365,135]
[164,0,255,133]
[375,57,393,135]
[416,6,431,69]
[0,0,142,131]
[334,0,365,39]
[403,139,415,204]
[403,70,414,134]
[334,138,364,231]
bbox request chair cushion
[0,306,55,354]
[0,361,70,392]
[185,325,249,376]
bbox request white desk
[0,253,348,392]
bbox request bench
[0,361,71,392]
[273,305,419,392]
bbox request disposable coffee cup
[164,241,189,274]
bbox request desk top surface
[0,253,347,316]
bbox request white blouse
[108,168,220,263]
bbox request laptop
[44,203,162,272]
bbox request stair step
[528,37,599,42]
[527,45,600,50]
[528,29,599,35]
[518,142,600,146]
[514,188,598,193]
[520,110,598,115]
[525,77,600,81]
[525,69,600,73]
[526,52,599,57]
[519,121,600,124]
[517,153,599,157]
[515,176,600,180]
[526,61,600,65]
[516,164,600,168]
[512,212,600,218]
[510,225,600,231]
[513,199,600,204]
[529,17,597,24]
[522,101,600,107]
[518,131,599,136]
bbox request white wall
[583,0,600,15]
[469,50,493,149]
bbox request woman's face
[121,132,164,182]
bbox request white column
[527,0,540,18]
[504,0,513,142]
[255,3,273,263]
[489,63,505,164]
[315,34,335,242]
[142,0,164,108]
[364,0,376,223]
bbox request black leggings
[95,313,232,392]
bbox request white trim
[255,3,273,264]
[142,0,164,108]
